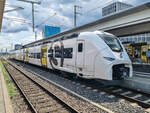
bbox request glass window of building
[137,36,140,42]
[128,37,131,42]
[121,37,124,42]
[135,36,138,43]
[148,33,150,37]
[142,37,145,42]
[125,37,128,42]
[131,36,134,42]
[126,37,128,42]
[147,36,150,42]
[133,36,137,42]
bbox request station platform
[0,67,14,113]
[133,62,150,73]
[121,75,150,94]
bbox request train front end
[95,31,132,80]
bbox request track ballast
[9,59,150,113]
[3,60,79,113]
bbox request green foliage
[0,61,16,99]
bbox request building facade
[102,1,133,16]
[15,44,22,50]
[119,33,150,63]
[120,33,150,44]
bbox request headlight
[103,57,115,61]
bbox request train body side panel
[47,38,77,74]
[28,47,34,65]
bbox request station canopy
[0,0,6,32]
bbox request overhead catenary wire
[4,16,32,24]
[35,12,57,28]
[82,0,113,15]
[77,0,114,25]
[17,0,41,32]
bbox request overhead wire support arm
[17,0,41,4]
[4,7,24,13]
[4,16,32,24]
[17,0,41,32]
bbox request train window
[30,53,33,58]
[30,53,32,58]
[34,53,36,58]
[55,50,61,58]
[63,48,73,58]
[37,53,41,59]
[32,53,33,58]
[78,43,83,52]
[48,49,53,57]
[29,53,31,58]
[55,47,61,58]
[98,34,122,52]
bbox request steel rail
[3,61,79,113]
[10,59,150,109]
[3,61,37,113]
[99,86,150,108]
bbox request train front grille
[112,64,129,80]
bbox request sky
[0,0,148,51]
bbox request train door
[25,49,29,62]
[41,46,48,67]
[23,49,25,61]
[141,45,148,62]
[76,40,85,74]
[20,49,23,60]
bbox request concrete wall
[84,8,150,36]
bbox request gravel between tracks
[11,92,32,113]
[2,61,32,113]
[9,61,107,113]
[13,60,148,113]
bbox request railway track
[74,75,150,108]
[10,59,150,112]
[73,78,150,109]
[3,61,79,113]
[98,86,150,108]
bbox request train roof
[24,2,150,48]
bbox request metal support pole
[32,3,34,32]
[35,31,37,41]
[74,5,82,27]
[17,0,41,32]
[74,5,76,27]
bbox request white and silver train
[10,31,133,80]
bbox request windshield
[98,34,122,52]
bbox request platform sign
[44,25,61,38]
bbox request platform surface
[133,63,150,73]
[121,75,150,94]
[0,67,14,113]
[0,68,5,113]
